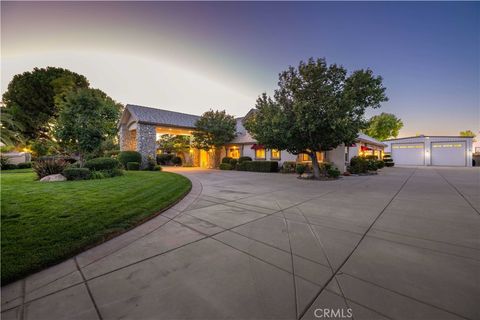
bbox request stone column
[119,124,136,151]
[136,123,157,168]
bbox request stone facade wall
[119,124,136,151]
[136,123,157,168]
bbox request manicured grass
[1,170,191,284]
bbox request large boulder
[40,174,67,182]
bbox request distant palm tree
[1,109,24,146]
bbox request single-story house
[118,104,386,171]
[384,135,473,167]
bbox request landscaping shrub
[236,161,249,171]
[366,159,378,171]
[295,164,307,175]
[327,167,341,178]
[32,158,68,179]
[17,162,32,169]
[33,160,62,178]
[2,163,18,170]
[229,158,238,167]
[157,153,173,165]
[84,157,120,171]
[154,165,163,171]
[238,156,252,164]
[143,156,157,171]
[281,161,297,173]
[245,161,278,172]
[0,155,10,169]
[118,151,142,168]
[102,168,124,177]
[104,150,120,157]
[348,156,369,174]
[39,155,77,164]
[376,160,385,169]
[90,171,106,179]
[222,157,232,164]
[172,156,182,166]
[127,162,140,171]
[219,163,232,170]
[63,168,91,181]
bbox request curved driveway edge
[2,167,479,320]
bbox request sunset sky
[1,1,479,137]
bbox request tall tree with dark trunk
[193,109,236,167]
[244,58,388,179]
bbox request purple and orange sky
[1,1,479,137]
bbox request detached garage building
[384,135,473,167]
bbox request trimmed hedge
[236,161,249,171]
[63,168,91,181]
[17,162,32,169]
[154,165,163,171]
[84,157,120,171]
[127,162,140,171]
[244,161,278,172]
[118,151,142,168]
[219,163,232,170]
[238,156,252,164]
[229,158,238,167]
[2,164,18,170]
[222,157,232,164]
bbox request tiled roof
[230,117,257,144]
[126,104,200,128]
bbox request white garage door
[392,143,425,165]
[431,142,466,166]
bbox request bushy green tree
[55,88,122,161]
[460,130,476,142]
[245,58,388,179]
[364,112,403,141]
[193,110,236,166]
[0,109,24,146]
[2,67,89,141]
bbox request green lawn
[1,170,191,284]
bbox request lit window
[228,146,240,158]
[271,149,281,159]
[299,152,324,162]
[255,148,266,159]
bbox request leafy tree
[245,58,388,179]
[364,112,403,141]
[193,109,236,166]
[55,88,122,161]
[2,67,89,141]
[460,130,476,142]
[157,134,191,154]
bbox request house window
[299,152,324,162]
[228,146,240,159]
[271,149,281,160]
[255,148,266,160]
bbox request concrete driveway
[2,167,479,320]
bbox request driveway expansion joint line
[339,272,472,320]
[298,167,418,320]
[74,257,103,320]
[434,169,480,216]
[278,202,298,318]
[295,206,353,319]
